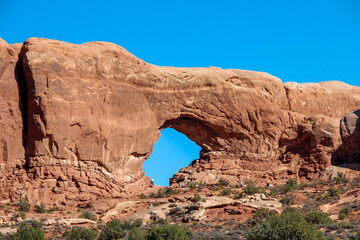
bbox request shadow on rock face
[331,109,360,170]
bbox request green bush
[150,190,165,198]
[19,211,26,220]
[168,207,181,215]
[233,192,244,199]
[280,195,294,206]
[339,206,352,220]
[283,178,298,193]
[150,187,179,198]
[79,209,97,221]
[98,219,142,240]
[147,224,192,240]
[252,208,277,225]
[305,211,333,225]
[217,178,229,187]
[139,193,147,199]
[34,202,46,213]
[339,213,347,220]
[243,183,260,195]
[164,187,178,196]
[18,197,31,212]
[99,219,125,240]
[247,211,326,240]
[10,222,45,240]
[221,188,231,196]
[327,187,341,197]
[193,194,201,202]
[334,172,348,184]
[128,227,146,240]
[63,227,98,240]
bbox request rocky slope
[0,37,360,206]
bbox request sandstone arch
[1,37,360,203]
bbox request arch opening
[143,128,201,186]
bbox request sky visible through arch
[143,128,201,186]
[1,1,359,186]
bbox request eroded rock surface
[1,37,360,205]
[333,109,360,165]
[0,39,25,200]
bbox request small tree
[217,178,229,187]
[339,206,352,220]
[334,172,348,184]
[305,211,333,225]
[147,224,192,240]
[18,197,31,212]
[63,227,98,240]
[10,222,45,240]
[244,182,260,195]
[99,219,125,240]
[34,202,46,213]
[128,227,146,240]
[79,209,97,221]
[193,194,201,202]
[247,211,326,240]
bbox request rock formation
[332,109,360,166]
[1,37,360,205]
[0,39,25,200]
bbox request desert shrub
[168,203,177,208]
[153,201,161,207]
[217,178,229,187]
[79,209,97,221]
[168,207,181,215]
[193,194,201,202]
[190,230,229,240]
[147,224,192,240]
[139,193,147,199]
[34,202,46,213]
[269,188,279,197]
[247,211,326,240]
[339,206,352,220]
[99,219,125,240]
[283,178,298,193]
[305,211,333,225]
[128,227,146,240]
[18,197,31,212]
[338,213,347,220]
[334,172,348,184]
[150,189,165,198]
[243,182,260,195]
[280,195,294,206]
[47,207,56,213]
[164,187,178,196]
[221,188,231,196]
[324,187,341,201]
[233,192,244,199]
[63,227,98,240]
[252,208,277,225]
[98,218,142,240]
[19,211,26,220]
[150,187,179,198]
[10,222,45,240]
[187,181,203,189]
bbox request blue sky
[1,0,359,186]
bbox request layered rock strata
[1,37,360,205]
